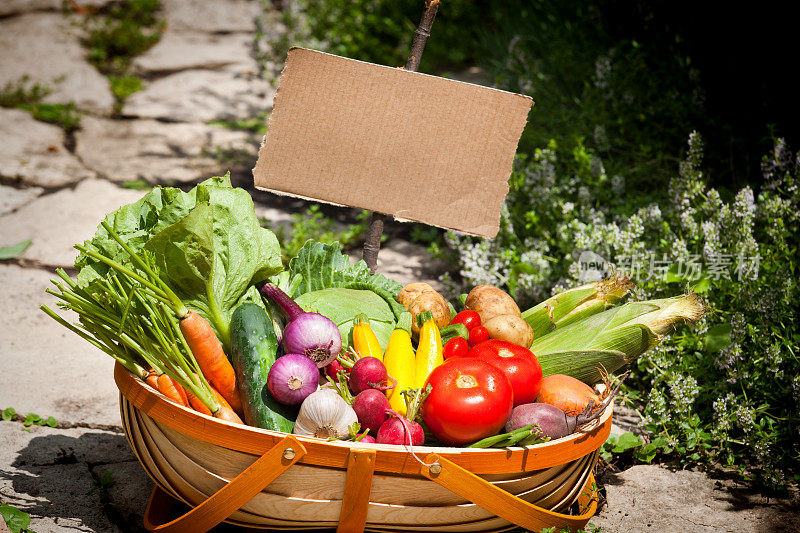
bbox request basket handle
[142,434,306,533]
[420,453,599,531]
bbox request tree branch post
[362,0,441,274]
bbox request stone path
[0,2,797,532]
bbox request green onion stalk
[41,222,224,413]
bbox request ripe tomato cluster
[423,338,543,446]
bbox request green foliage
[481,1,703,191]
[256,0,487,77]
[84,0,163,75]
[1,407,57,428]
[0,78,81,132]
[0,240,32,260]
[83,0,163,110]
[0,503,34,533]
[272,205,368,265]
[600,432,643,462]
[447,135,800,490]
[119,178,152,190]
[210,112,270,136]
[87,471,116,503]
[108,74,143,110]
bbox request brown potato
[465,285,521,324]
[397,282,436,309]
[408,291,450,336]
[483,314,534,348]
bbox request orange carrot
[185,389,213,416]
[173,380,188,406]
[536,374,601,414]
[179,311,242,414]
[157,374,189,407]
[145,371,159,389]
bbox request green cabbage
[274,241,405,349]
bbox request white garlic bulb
[293,389,357,440]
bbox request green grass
[0,78,82,132]
[210,112,271,136]
[82,0,163,111]
[84,0,163,75]
[108,74,143,112]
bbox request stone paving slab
[132,31,256,75]
[0,108,96,188]
[0,264,121,428]
[0,179,145,268]
[123,69,273,123]
[0,185,43,217]
[159,0,262,34]
[594,464,800,532]
[0,424,131,533]
[75,116,257,184]
[0,13,115,115]
[0,0,60,17]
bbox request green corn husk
[531,293,706,384]
[521,275,633,341]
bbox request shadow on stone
[0,428,148,532]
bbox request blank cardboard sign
[253,48,532,238]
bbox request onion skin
[262,283,342,368]
[282,312,342,368]
[267,354,320,406]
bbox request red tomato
[422,358,514,446]
[451,310,481,330]
[467,340,543,406]
[442,337,469,360]
[468,325,490,346]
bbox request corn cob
[531,293,706,384]
[521,275,633,342]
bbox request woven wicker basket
[115,362,611,533]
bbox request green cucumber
[230,302,295,432]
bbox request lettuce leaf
[75,174,282,349]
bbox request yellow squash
[414,311,443,388]
[352,314,383,362]
[382,313,416,416]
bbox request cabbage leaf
[275,241,405,349]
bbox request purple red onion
[267,353,320,405]
[261,283,342,368]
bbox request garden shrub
[445,134,800,489]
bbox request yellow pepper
[352,314,383,362]
[414,311,443,388]
[383,313,416,416]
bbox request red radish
[352,389,391,433]
[325,359,347,381]
[359,435,376,444]
[376,415,424,445]
[349,357,393,395]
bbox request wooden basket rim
[115,362,612,475]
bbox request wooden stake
[362,0,441,274]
